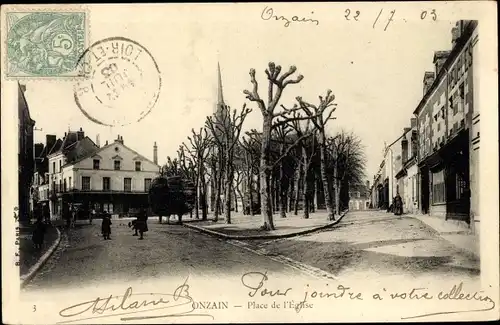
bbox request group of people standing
[101,208,149,240]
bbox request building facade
[371,20,479,234]
[395,118,419,214]
[18,83,36,225]
[415,20,478,230]
[48,132,160,219]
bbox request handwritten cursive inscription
[261,6,319,27]
[58,277,214,323]
[241,271,292,298]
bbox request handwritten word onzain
[261,6,319,27]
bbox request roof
[65,140,161,168]
[63,136,100,165]
[413,21,477,115]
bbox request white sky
[22,4,456,182]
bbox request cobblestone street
[23,220,308,291]
[244,211,480,284]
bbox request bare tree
[327,131,366,213]
[206,104,252,224]
[243,62,316,230]
[183,127,212,220]
[296,90,337,220]
[288,115,317,219]
[240,134,260,216]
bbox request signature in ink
[57,277,214,323]
[261,6,319,27]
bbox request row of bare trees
[161,62,366,231]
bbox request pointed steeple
[217,62,225,107]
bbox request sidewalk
[408,214,479,259]
[19,223,61,284]
[183,211,348,239]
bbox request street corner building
[44,132,161,220]
[18,82,36,225]
[371,20,480,235]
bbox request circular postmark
[74,37,161,127]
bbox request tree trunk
[248,174,254,216]
[279,150,287,218]
[287,173,294,212]
[319,131,335,220]
[214,153,223,222]
[234,188,239,213]
[260,117,274,230]
[302,168,310,219]
[195,166,200,219]
[224,162,233,224]
[335,178,341,215]
[294,163,301,215]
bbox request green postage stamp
[5,10,87,78]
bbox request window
[124,178,132,192]
[52,162,55,173]
[135,161,141,171]
[437,122,441,132]
[103,177,111,191]
[103,203,114,214]
[144,178,152,191]
[82,176,91,191]
[432,169,445,204]
[114,160,121,170]
[93,159,100,170]
[59,160,62,172]
[455,174,467,200]
[69,177,72,190]
[63,179,67,192]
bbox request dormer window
[93,159,100,170]
[135,161,141,171]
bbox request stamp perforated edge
[1,5,91,81]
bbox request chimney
[105,140,109,146]
[433,51,451,75]
[77,127,85,141]
[115,135,124,144]
[96,134,100,147]
[46,134,56,153]
[19,83,27,93]
[410,118,417,129]
[366,180,370,190]
[451,26,460,47]
[153,141,158,165]
[423,71,435,95]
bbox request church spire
[217,62,225,107]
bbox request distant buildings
[370,20,480,233]
[349,181,371,211]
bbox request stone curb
[20,227,62,288]
[183,210,349,240]
[406,215,480,260]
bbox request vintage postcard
[1,2,498,324]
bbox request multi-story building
[395,118,419,214]
[414,20,479,231]
[18,83,36,225]
[31,135,57,215]
[47,131,161,219]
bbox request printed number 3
[33,305,36,312]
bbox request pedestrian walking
[90,208,95,225]
[128,219,139,236]
[394,194,403,216]
[101,211,112,240]
[136,207,148,240]
[43,203,51,225]
[32,217,46,250]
